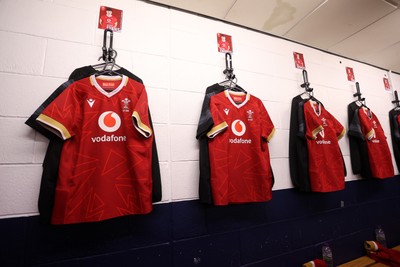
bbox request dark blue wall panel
[173,233,241,267]
[1,177,400,267]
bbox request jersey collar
[362,106,373,119]
[309,99,321,117]
[90,75,128,98]
[224,90,250,108]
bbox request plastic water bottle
[375,225,387,247]
[322,243,334,267]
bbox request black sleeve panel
[289,95,311,192]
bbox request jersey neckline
[224,90,250,108]
[309,99,322,117]
[362,106,373,120]
[90,75,128,98]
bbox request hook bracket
[98,29,116,62]
[353,82,365,102]
[223,53,235,80]
[300,69,313,93]
[392,90,400,107]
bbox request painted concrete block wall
[0,0,399,220]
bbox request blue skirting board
[1,177,400,267]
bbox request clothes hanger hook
[101,29,114,62]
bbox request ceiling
[148,0,400,74]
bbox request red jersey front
[207,91,275,205]
[304,100,345,192]
[37,75,153,224]
[358,107,394,178]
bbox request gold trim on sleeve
[37,114,71,140]
[337,127,346,140]
[311,125,324,139]
[266,128,275,142]
[132,111,152,138]
[366,129,375,140]
[207,122,228,138]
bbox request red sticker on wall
[383,77,391,91]
[346,67,355,82]
[217,33,233,53]
[293,52,305,69]
[98,6,123,32]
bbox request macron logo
[224,108,229,115]
[87,99,95,108]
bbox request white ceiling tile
[148,0,236,19]
[362,41,400,71]
[330,9,400,60]
[225,0,325,36]
[285,0,396,48]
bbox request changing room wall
[1,0,400,266]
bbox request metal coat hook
[99,29,116,62]
[392,90,400,108]
[300,69,313,93]
[353,82,365,102]
[223,53,235,80]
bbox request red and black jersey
[25,66,161,224]
[358,107,394,178]
[206,90,275,205]
[347,101,373,179]
[303,100,346,192]
[36,75,154,224]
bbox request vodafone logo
[98,111,121,132]
[229,119,252,144]
[231,119,246,136]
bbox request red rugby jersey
[207,90,275,205]
[37,75,153,224]
[304,100,345,192]
[358,107,394,178]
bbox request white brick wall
[0,31,47,75]
[0,0,399,219]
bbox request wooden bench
[337,245,400,267]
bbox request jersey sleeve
[304,103,323,140]
[259,100,275,142]
[358,109,375,140]
[26,80,74,139]
[196,93,214,139]
[132,86,153,138]
[372,114,386,139]
[206,95,228,138]
[327,110,345,140]
[36,85,79,140]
